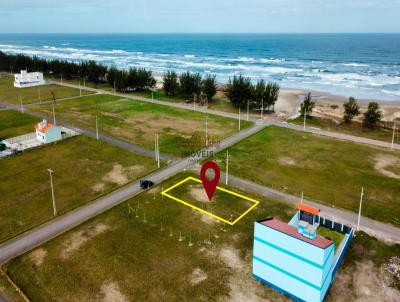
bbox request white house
[14,70,45,88]
[34,120,62,143]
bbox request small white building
[34,120,62,143]
[14,70,45,88]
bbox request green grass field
[291,116,398,144]
[133,90,240,114]
[0,110,39,139]
[0,74,93,105]
[3,172,399,301]
[31,94,252,157]
[0,135,158,242]
[213,126,400,226]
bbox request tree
[226,75,253,108]
[201,74,217,102]
[343,97,360,123]
[264,82,280,111]
[163,70,179,97]
[363,102,382,129]
[179,71,202,100]
[299,92,315,117]
[252,79,266,109]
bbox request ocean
[0,33,399,101]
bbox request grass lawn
[290,116,398,144]
[0,110,39,139]
[133,90,239,114]
[3,172,399,301]
[0,135,158,242]
[31,94,252,157]
[317,227,344,252]
[0,74,93,105]
[213,126,400,226]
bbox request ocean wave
[1,42,400,100]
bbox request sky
[1,0,400,33]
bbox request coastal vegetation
[226,75,280,111]
[162,71,217,102]
[299,92,315,117]
[363,102,382,129]
[343,97,360,123]
[0,51,156,93]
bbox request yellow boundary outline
[161,177,260,225]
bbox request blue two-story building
[253,203,353,302]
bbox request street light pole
[238,108,241,131]
[48,169,57,217]
[225,150,229,185]
[20,95,24,114]
[156,133,160,168]
[52,100,56,125]
[356,187,364,232]
[205,116,208,146]
[261,98,264,120]
[247,100,249,121]
[391,122,396,150]
[95,115,99,140]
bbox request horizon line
[1,32,400,35]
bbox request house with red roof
[35,120,62,144]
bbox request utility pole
[391,122,396,150]
[155,133,158,161]
[79,81,82,97]
[95,115,99,140]
[52,100,56,125]
[156,133,160,168]
[238,107,241,131]
[247,100,249,121]
[48,169,57,217]
[225,150,229,185]
[151,89,154,101]
[205,116,208,146]
[20,95,24,114]
[356,187,364,232]
[303,111,307,132]
[260,98,264,120]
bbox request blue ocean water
[0,33,399,101]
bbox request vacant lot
[0,74,93,105]
[0,135,158,242]
[31,94,251,156]
[214,126,400,226]
[4,172,399,301]
[291,116,398,144]
[0,110,39,139]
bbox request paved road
[0,100,174,162]
[52,80,400,151]
[222,172,400,243]
[0,124,266,264]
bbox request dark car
[140,180,154,189]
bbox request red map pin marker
[200,161,220,201]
